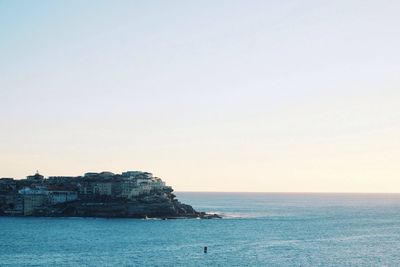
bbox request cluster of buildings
[0,171,172,216]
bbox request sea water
[1,193,400,266]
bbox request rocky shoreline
[27,197,221,219]
[0,199,222,219]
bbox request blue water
[1,193,400,266]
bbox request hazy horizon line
[176,191,400,194]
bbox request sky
[0,0,399,192]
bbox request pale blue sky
[1,1,399,191]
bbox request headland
[0,171,220,219]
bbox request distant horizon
[6,174,400,194]
[5,172,400,194]
[176,191,400,194]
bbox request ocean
[1,193,400,266]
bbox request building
[23,194,47,215]
[153,177,166,189]
[78,182,94,195]
[18,187,48,195]
[48,176,79,185]
[84,172,99,178]
[98,172,114,178]
[48,191,78,204]
[84,171,114,179]
[93,182,112,196]
[18,186,48,215]
[121,171,142,178]
[128,187,141,197]
[0,170,172,214]
[27,172,44,182]
[125,183,153,198]
[120,180,137,198]
[0,178,16,193]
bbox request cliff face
[34,195,220,219]
[51,199,202,219]
[34,195,201,219]
[0,171,221,219]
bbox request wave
[214,212,264,219]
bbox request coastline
[0,171,221,220]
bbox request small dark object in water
[204,246,208,253]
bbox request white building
[48,191,78,204]
[93,182,112,196]
[18,187,48,195]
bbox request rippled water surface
[2,193,400,266]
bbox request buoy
[204,246,208,253]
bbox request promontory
[0,171,220,219]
